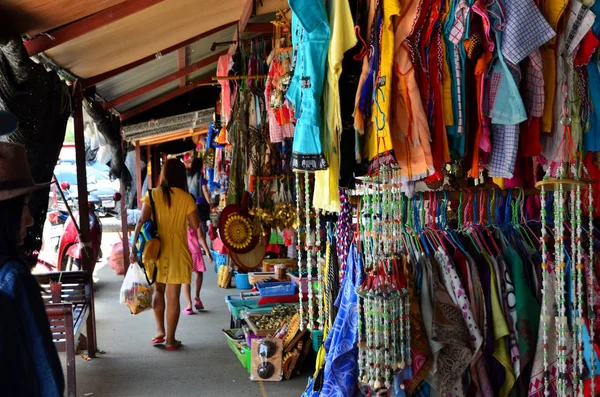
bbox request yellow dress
[363,0,401,164]
[142,187,196,284]
[313,0,358,213]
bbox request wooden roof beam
[103,50,225,110]
[245,23,273,33]
[177,48,187,88]
[24,0,166,56]
[119,77,216,121]
[81,20,237,88]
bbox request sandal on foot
[151,336,165,345]
[166,341,182,351]
[182,307,194,315]
[194,298,204,311]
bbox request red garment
[575,30,600,68]
[584,152,600,217]
[519,117,543,157]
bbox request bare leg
[182,283,192,311]
[195,272,203,300]
[152,282,166,339]
[165,283,182,347]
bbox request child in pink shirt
[183,226,212,314]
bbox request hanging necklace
[295,172,305,329]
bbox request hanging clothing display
[287,0,330,171]
[213,0,600,395]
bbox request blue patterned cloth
[584,2,600,152]
[488,34,525,178]
[321,242,363,397]
[287,0,330,171]
[501,0,555,65]
[488,124,520,178]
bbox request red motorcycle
[59,206,103,271]
[38,180,117,272]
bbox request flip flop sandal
[182,308,194,315]
[166,341,182,351]
[151,337,165,345]
[194,298,205,311]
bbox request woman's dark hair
[159,158,188,207]
[187,157,203,177]
[0,196,25,257]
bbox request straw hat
[219,204,259,254]
[230,234,269,272]
[0,141,51,201]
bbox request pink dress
[187,229,206,273]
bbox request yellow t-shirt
[314,0,358,213]
[142,187,196,284]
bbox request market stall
[211,0,600,394]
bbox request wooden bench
[35,271,97,397]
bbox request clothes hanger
[461,189,482,253]
[513,187,537,250]
[482,189,501,254]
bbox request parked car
[51,165,121,216]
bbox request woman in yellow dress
[130,159,198,351]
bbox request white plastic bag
[119,263,153,314]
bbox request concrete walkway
[71,233,309,397]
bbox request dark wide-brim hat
[0,110,17,136]
[219,204,259,254]
[0,142,51,201]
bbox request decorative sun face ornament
[219,204,259,254]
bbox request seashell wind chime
[537,104,596,396]
[294,171,324,332]
[355,167,410,393]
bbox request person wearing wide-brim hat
[0,110,65,397]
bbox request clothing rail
[212,75,267,81]
[248,174,294,193]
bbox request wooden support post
[120,137,130,275]
[135,141,142,209]
[146,146,152,189]
[73,84,93,273]
[73,82,97,359]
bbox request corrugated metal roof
[122,108,214,141]
[115,80,180,113]
[96,51,178,102]
[88,14,274,116]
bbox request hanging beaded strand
[373,295,383,390]
[304,171,314,331]
[575,184,585,396]
[295,172,305,330]
[316,208,324,331]
[589,185,596,395]
[556,180,567,397]
[540,184,551,396]
[570,187,580,394]
[382,296,391,389]
[365,294,375,386]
